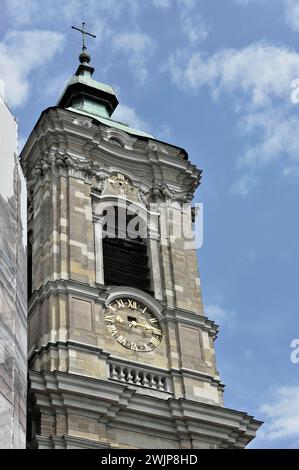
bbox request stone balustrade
[108,362,170,393]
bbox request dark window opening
[102,206,152,294]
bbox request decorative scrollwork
[149,180,194,203]
[138,187,150,206]
[73,117,93,128]
[138,181,193,206]
[147,142,168,154]
[108,173,135,195]
[30,151,110,186]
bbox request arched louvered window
[101,205,152,293]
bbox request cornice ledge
[34,434,109,449]
[28,279,102,315]
[165,308,219,337]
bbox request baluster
[114,365,121,381]
[155,375,162,390]
[153,375,160,390]
[147,373,154,388]
[127,369,134,383]
[143,373,150,387]
[137,371,144,386]
[120,366,126,382]
[110,363,118,380]
[111,364,169,391]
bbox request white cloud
[0,30,64,108]
[178,0,208,44]
[260,385,299,443]
[112,32,152,56]
[91,18,112,45]
[238,109,299,166]
[152,0,171,7]
[112,103,151,132]
[43,73,71,102]
[177,0,196,7]
[112,32,154,82]
[284,0,299,31]
[169,42,299,110]
[151,0,207,44]
[5,0,140,27]
[230,171,257,196]
[283,165,299,180]
[205,304,235,325]
[152,0,196,8]
[4,1,154,83]
[4,0,119,48]
[169,42,299,191]
[179,10,208,44]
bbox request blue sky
[1,0,299,448]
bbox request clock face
[105,298,163,352]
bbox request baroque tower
[21,42,261,449]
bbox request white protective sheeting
[0,96,27,449]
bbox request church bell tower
[20,29,261,449]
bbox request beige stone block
[179,325,204,370]
[71,298,92,331]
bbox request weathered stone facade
[20,56,261,449]
[0,96,27,449]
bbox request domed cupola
[57,23,118,119]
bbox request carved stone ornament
[108,173,135,196]
[149,142,158,151]
[73,117,93,128]
[138,187,150,206]
[137,181,194,207]
[91,172,107,196]
[148,141,168,154]
[30,151,108,187]
[150,180,193,203]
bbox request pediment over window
[109,137,123,148]
[102,128,137,151]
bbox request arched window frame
[92,195,163,298]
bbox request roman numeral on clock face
[150,337,160,348]
[130,342,138,351]
[117,335,127,346]
[127,299,137,309]
[116,299,125,308]
[152,328,162,336]
[108,304,117,312]
[149,317,158,323]
[107,324,118,335]
[104,314,114,322]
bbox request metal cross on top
[71,22,96,52]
